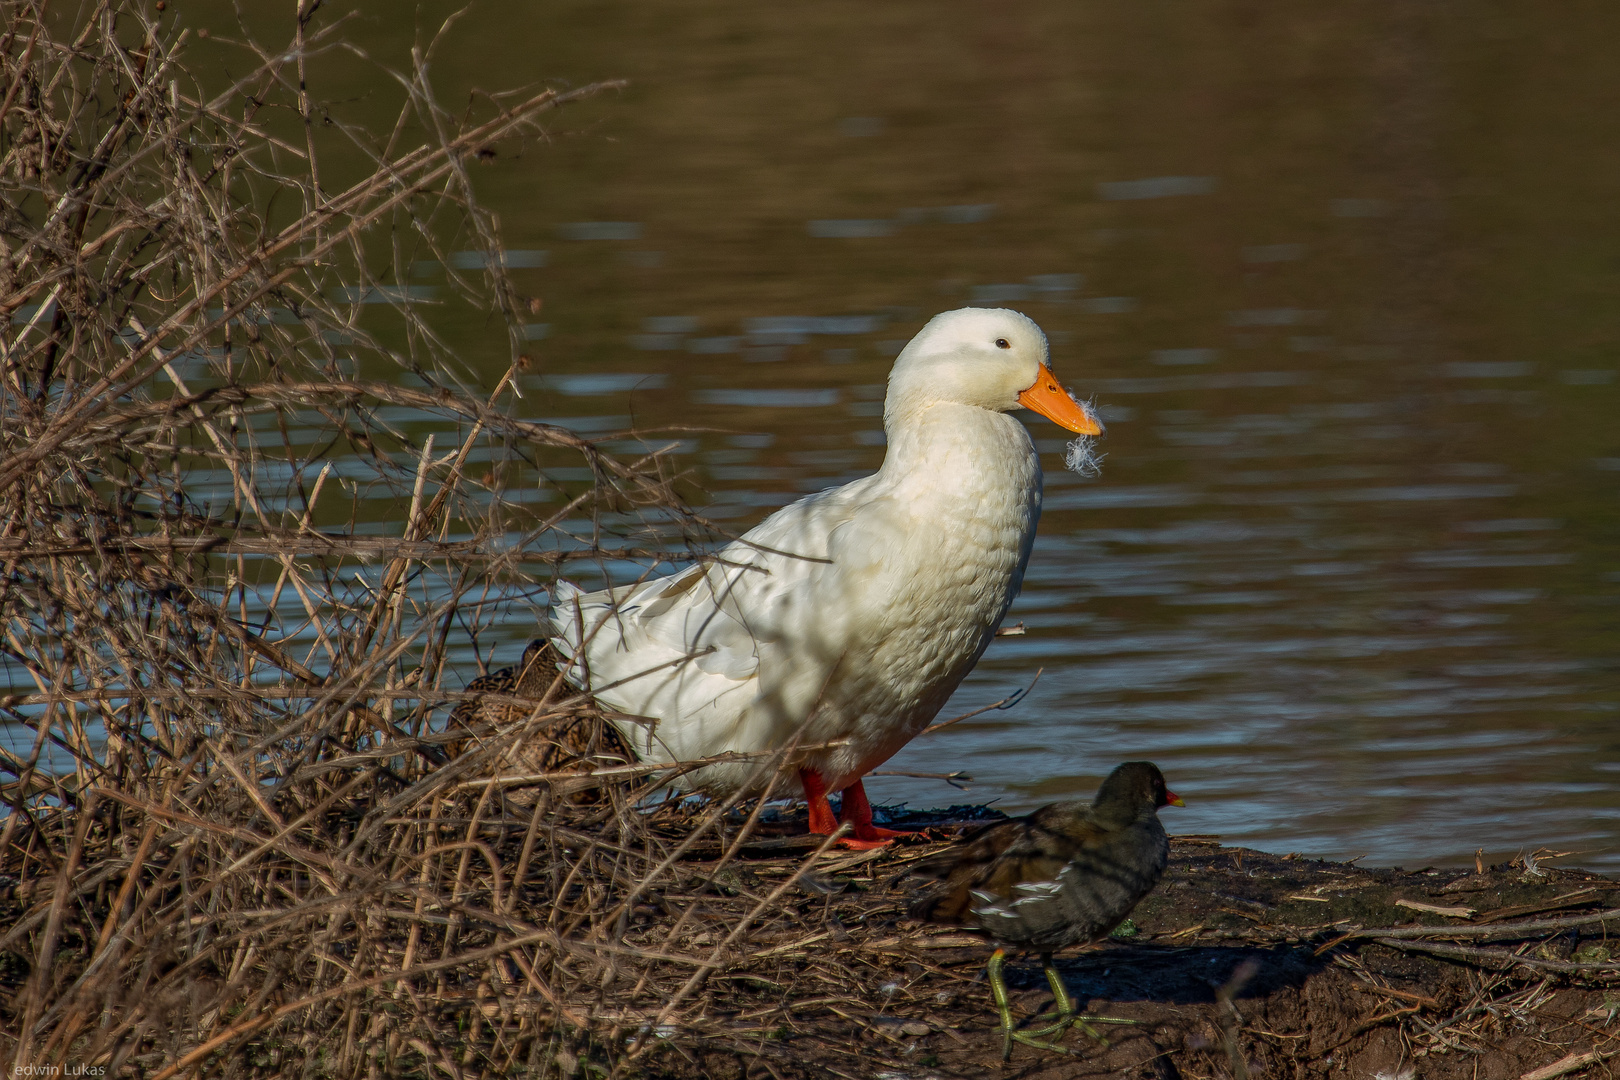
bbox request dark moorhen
[908,761,1184,1058]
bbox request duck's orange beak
[1017,363,1103,435]
[1165,788,1186,808]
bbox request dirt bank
[619,814,1620,1080]
[6,801,1620,1078]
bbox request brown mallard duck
[908,761,1183,1058]
[448,640,635,798]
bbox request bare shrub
[0,4,859,1076]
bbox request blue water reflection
[12,0,1617,875]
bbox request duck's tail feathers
[544,580,587,675]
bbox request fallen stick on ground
[1336,907,1620,942]
[1373,937,1620,978]
[1521,1048,1620,1080]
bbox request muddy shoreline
[7,804,1620,1078]
[621,817,1620,1079]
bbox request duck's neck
[878,401,1040,502]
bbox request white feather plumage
[549,308,1096,798]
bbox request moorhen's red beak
[1165,789,1186,808]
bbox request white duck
[549,308,1100,846]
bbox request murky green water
[46,1,1620,866]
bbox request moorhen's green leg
[1024,955,1139,1045]
[1024,954,1079,1037]
[987,948,1018,1060]
[986,950,1080,1060]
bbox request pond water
[31,1,1620,868]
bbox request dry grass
[0,3,851,1075]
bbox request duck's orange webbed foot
[832,836,893,851]
[800,771,909,848]
[837,777,908,847]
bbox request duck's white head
[885,307,1102,436]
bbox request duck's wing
[549,566,760,738]
[550,479,886,759]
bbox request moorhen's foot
[985,950,1136,1059]
[1022,1011,1135,1044]
[1018,959,1133,1045]
[1006,1029,1076,1057]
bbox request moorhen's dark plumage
[909,761,1183,1058]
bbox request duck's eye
[994,338,1011,349]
